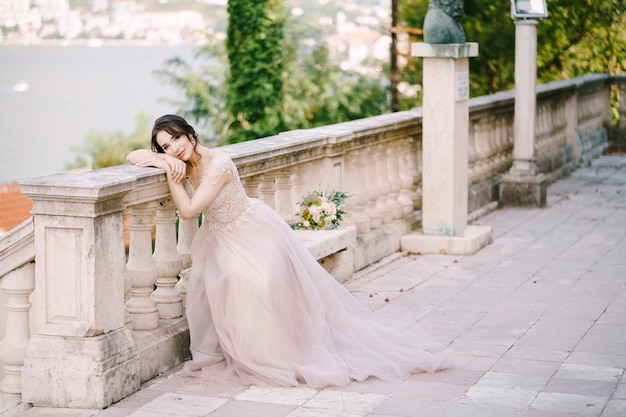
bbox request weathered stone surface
[499,173,547,207]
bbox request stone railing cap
[0,217,35,277]
[19,165,139,200]
[411,42,479,59]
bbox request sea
[0,44,197,184]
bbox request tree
[280,24,389,129]
[225,0,287,143]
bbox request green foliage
[536,0,626,80]
[225,0,287,143]
[153,36,229,146]
[65,112,152,170]
[71,0,626,167]
[153,2,389,144]
[397,0,626,106]
[281,35,388,129]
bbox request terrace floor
[18,154,626,417]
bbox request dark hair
[151,114,199,153]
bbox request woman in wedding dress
[127,114,446,388]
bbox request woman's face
[156,130,193,161]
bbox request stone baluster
[414,140,424,209]
[618,82,626,141]
[487,115,499,175]
[291,163,311,207]
[385,142,404,220]
[535,104,548,155]
[176,215,199,309]
[396,139,416,215]
[474,117,491,181]
[242,176,260,198]
[494,116,509,172]
[545,103,558,151]
[126,204,159,330]
[364,150,382,229]
[258,174,276,208]
[121,213,132,327]
[0,262,35,396]
[346,149,370,233]
[151,199,183,319]
[468,119,479,183]
[274,168,295,223]
[312,159,330,189]
[554,101,567,148]
[374,144,391,224]
[504,116,515,166]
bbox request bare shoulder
[205,149,235,169]
[196,149,235,184]
[207,148,232,161]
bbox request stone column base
[499,172,547,207]
[0,392,27,415]
[22,327,140,409]
[400,225,493,255]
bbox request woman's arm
[126,149,186,183]
[127,149,159,165]
[165,169,232,220]
[126,149,230,218]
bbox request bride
[127,114,446,388]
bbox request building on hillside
[327,26,390,73]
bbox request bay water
[0,45,196,184]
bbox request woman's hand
[135,153,186,183]
[161,154,186,183]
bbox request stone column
[499,19,547,207]
[19,171,140,409]
[401,42,492,255]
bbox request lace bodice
[184,152,256,231]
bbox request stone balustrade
[0,74,618,412]
[610,74,626,148]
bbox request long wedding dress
[181,151,445,387]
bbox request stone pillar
[19,172,140,409]
[499,19,547,207]
[401,42,492,255]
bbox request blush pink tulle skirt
[182,200,447,388]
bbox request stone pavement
[19,154,626,417]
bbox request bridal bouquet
[291,190,349,231]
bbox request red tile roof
[0,183,33,234]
